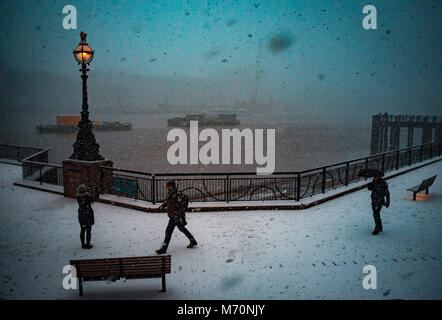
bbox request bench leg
[425,187,429,194]
[160,273,166,292]
[413,192,416,201]
[79,278,83,296]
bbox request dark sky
[0,0,441,118]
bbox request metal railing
[21,149,63,187]
[0,143,44,163]
[99,140,442,204]
[2,140,439,200]
[0,144,63,187]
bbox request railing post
[321,167,326,193]
[408,148,412,166]
[99,167,104,194]
[419,144,423,162]
[39,166,42,185]
[228,175,231,203]
[381,154,385,173]
[345,162,349,186]
[429,142,432,159]
[296,173,301,201]
[365,158,369,181]
[395,150,400,170]
[151,175,156,204]
[225,175,229,203]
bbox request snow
[0,161,441,299]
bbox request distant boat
[168,113,240,127]
[36,116,131,133]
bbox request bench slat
[406,185,421,192]
[123,267,171,273]
[71,260,169,266]
[123,270,170,275]
[71,255,170,265]
[77,264,171,271]
[79,267,171,274]
[73,260,172,266]
[80,271,169,278]
[73,262,171,270]
[77,272,120,278]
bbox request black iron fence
[99,140,442,204]
[0,144,63,187]
[1,140,440,201]
[21,149,63,186]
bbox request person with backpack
[156,180,197,254]
[367,173,390,235]
[76,184,99,249]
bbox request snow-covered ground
[0,161,441,299]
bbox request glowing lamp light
[73,32,94,64]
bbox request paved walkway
[0,162,441,299]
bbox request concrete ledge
[13,180,64,195]
[0,159,22,166]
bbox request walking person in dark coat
[76,184,99,249]
[156,180,197,254]
[367,174,390,235]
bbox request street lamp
[69,31,104,161]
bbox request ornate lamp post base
[62,158,113,198]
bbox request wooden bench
[406,175,437,200]
[70,255,171,296]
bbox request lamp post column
[69,32,103,161]
[62,31,113,199]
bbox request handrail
[23,160,62,167]
[298,141,439,174]
[21,148,51,163]
[0,143,44,151]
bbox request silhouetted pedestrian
[367,174,390,235]
[156,180,197,254]
[76,184,98,249]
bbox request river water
[0,112,372,174]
